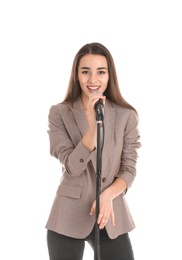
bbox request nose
[88,72,98,83]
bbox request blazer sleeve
[47,104,93,177]
[115,109,141,189]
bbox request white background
[0,0,182,259]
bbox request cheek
[78,79,86,92]
[78,80,84,89]
[78,75,85,84]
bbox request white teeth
[88,86,99,90]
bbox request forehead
[78,54,108,68]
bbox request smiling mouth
[87,86,100,92]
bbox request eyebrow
[80,67,107,70]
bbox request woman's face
[77,54,109,103]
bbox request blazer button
[102,177,106,183]
[79,159,84,163]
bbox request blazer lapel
[70,97,89,138]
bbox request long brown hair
[63,42,136,112]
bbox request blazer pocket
[57,184,82,199]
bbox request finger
[88,97,100,109]
[98,211,110,229]
[97,211,104,224]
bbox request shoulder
[49,102,72,115]
[107,100,139,126]
[47,103,73,124]
[108,100,137,117]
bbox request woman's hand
[82,92,105,152]
[87,92,106,126]
[90,188,115,229]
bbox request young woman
[46,42,141,260]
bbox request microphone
[94,97,104,122]
[94,98,104,110]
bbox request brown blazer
[45,97,141,239]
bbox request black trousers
[47,226,134,260]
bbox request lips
[87,85,100,92]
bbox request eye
[98,71,106,75]
[81,70,89,74]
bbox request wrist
[104,178,127,200]
[102,187,115,201]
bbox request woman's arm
[90,178,127,229]
[90,108,141,229]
